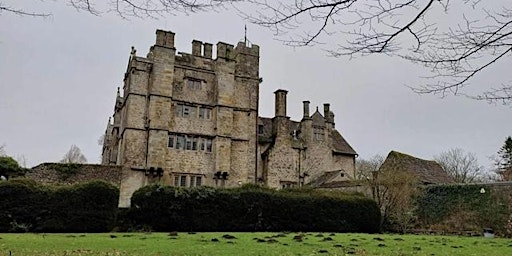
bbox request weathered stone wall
[28,163,122,186]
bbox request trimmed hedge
[130,185,381,233]
[0,179,119,232]
[416,184,510,233]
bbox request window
[175,104,183,116]
[176,135,184,149]
[314,127,325,141]
[174,174,203,187]
[185,135,192,150]
[187,79,202,90]
[206,138,212,152]
[168,133,175,148]
[199,107,211,119]
[176,103,212,120]
[169,133,213,153]
[199,138,205,151]
[192,137,198,150]
[183,105,195,117]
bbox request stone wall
[28,163,122,187]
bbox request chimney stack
[323,103,330,121]
[274,89,288,117]
[155,30,175,48]
[303,101,310,119]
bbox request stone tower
[102,29,260,206]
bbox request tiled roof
[257,116,356,155]
[379,151,454,184]
[330,130,357,155]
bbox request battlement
[154,29,259,60]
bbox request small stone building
[101,29,357,206]
[258,90,357,188]
[378,151,453,185]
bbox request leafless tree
[0,144,5,156]
[355,154,384,180]
[243,0,512,104]
[434,148,484,183]
[1,0,239,18]
[373,164,419,233]
[61,144,87,164]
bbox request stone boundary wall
[27,163,122,187]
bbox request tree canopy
[496,136,512,171]
[60,145,87,164]
[434,148,483,183]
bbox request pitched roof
[311,109,325,127]
[257,116,357,155]
[307,170,342,188]
[379,151,454,184]
[331,130,357,155]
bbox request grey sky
[0,1,510,171]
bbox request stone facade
[102,29,357,206]
[257,91,357,189]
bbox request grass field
[1,232,511,255]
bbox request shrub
[416,184,510,234]
[0,156,27,178]
[130,185,381,233]
[0,180,119,232]
[0,179,47,232]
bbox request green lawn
[1,232,511,255]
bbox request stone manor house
[101,29,357,206]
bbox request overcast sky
[1,1,510,171]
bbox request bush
[0,156,27,178]
[0,179,47,232]
[130,185,381,233]
[0,180,119,232]
[416,184,510,233]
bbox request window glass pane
[174,176,179,186]
[192,137,198,150]
[180,176,187,187]
[205,108,211,119]
[187,80,201,90]
[168,133,175,148]
[176,135,184,149]
[199,108,205,119]
[175,104,183,117]
[196,176,202,186]
[189,106,196,118]
[183,106,190,117]
[185,136,192,150]
[199,138,205,151]
[206,138,212,152]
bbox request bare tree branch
[61,144,87,164]
[434,148,484,183]
[242,0,512,104]
[0,4,51,17]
